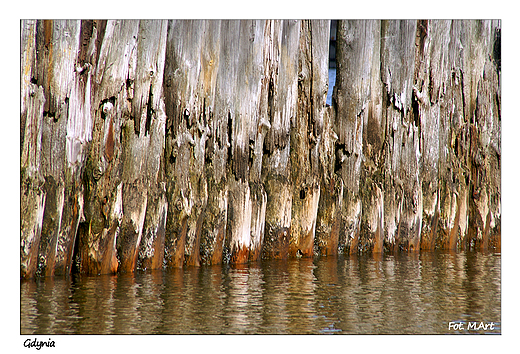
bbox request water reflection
[21,251,500,334]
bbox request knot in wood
[92,165,104,181]
[103,101,113,115]
[175,198,183,211]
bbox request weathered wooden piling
[21,19,501,277]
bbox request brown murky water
[20,251,500,334]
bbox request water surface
[21,251,501,334]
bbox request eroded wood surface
[21,20,501,277]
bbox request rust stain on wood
[105,119,115,161]
[231,244,249,264]
[171,217,187,267]
[210,224,226,265]
[373,222,384,253]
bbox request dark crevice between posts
[227,112,233,164]
[416,20,428,56]
[184,107,191,129]
[71,222,86,275]
[412,92,421,144]
[93,20,107,68]
[495,91,501,122]
[145,83,153,136]
[492,27,501,77]
[78,20,94,67]
[308,20,315,140]
[265,74,276,152]
[459,68,467,124]
[248,139,254,170]
[325,21,337,108]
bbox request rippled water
[20,251,500,334]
